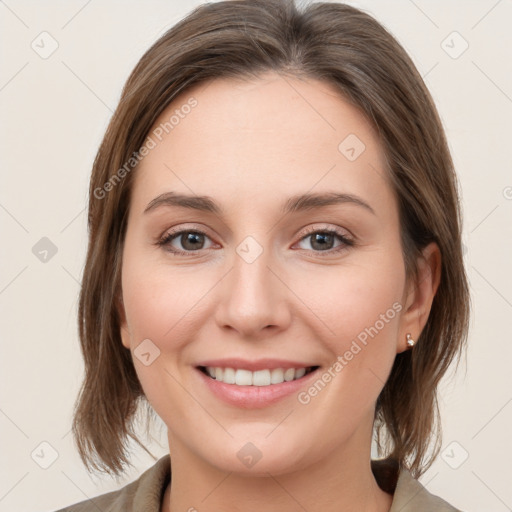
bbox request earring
[406,333,415,348]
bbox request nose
[214,247,292,340]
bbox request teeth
[223,367,236,384]
[270,368,284,384]
[284,368,295,381]
[235,369,252,386]
[253,370,271,386]
[204,366,311,386]
[295,367,306,379]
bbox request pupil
[182,232,203,250]
[312,233,333,251]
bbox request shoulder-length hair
[72,0,470,478]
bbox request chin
[198,431,313,476]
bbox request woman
[57,0,469,510]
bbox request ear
[116,291,132,350]
[397,242,441,353]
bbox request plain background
[1,0,511,511]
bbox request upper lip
[196,358,318,371]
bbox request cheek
[288,249,405,396]
[123,266,188,343]
[121,248,222,357]
[292,253,404,342]
[120,251,209,412]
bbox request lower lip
[196,367,320,409]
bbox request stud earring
[406,333,415,348]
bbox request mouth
[194,358,322,408]
[198,365,320,386]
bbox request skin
[119,72,441,512]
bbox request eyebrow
[144,191,375,216]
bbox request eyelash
[296,226,355,255]
[156,225,355,257]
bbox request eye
[157,229,215,255]
[156,225,354,257]
[294,226,354,255]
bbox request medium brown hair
[73,0,470,478]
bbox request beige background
[1,1,511,511]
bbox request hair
[72,0,470,479]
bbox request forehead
[132,72,393,217]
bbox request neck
[162,423,393,512]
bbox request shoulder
[372,458,463,511]
[52,455,171,512]
[391,467,462,511]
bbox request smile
[199,366,318,386]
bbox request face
[119,72,423,475]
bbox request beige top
[54,455,461,511]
